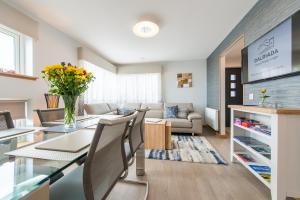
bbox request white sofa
[84,102,203,135]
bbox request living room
[1,0,300,200]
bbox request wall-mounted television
[242,9,300,84]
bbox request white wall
[118,63,162,74]
[0,21,80,121]
[162,60,207,116]
[118,60,207,116]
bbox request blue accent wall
[207,0,300,109]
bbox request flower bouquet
[42,62,94,128]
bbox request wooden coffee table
[144,119,172,150]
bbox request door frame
[219,34,245,136]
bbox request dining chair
[124,108,149,165]
[0,111,14,130]
[121,108,149,200]
[49,111,138,200]
[35,108,64,127]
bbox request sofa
[84,102,203,135]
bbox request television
[242,9,300,84]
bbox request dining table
[0,115,145,200]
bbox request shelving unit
[233,153,271,189]
[229,105,300,200]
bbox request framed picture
[177,73,192,88]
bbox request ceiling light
[133,21,159,38]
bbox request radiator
[205,107,219,131]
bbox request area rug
[145,135,227,164]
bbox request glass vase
[62,95,78,129]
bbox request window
[117,73,161,103]
[82,61,161,104]
[82,61,118,104]
[0,25,33,75]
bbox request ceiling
[7,0,257,64]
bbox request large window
[82,61,161,104]
[83,61,118,103]
[0,25,33,75]
[117,73,161,103]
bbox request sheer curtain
[82,60,118,104]
[117,73,161,103]
[82,61,161,104]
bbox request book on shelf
[234,136,271,159]
[234,117,271,136]
[233,136,261,145]
[236,153,256,162]
[259,173,271,182]
[249,164,271,183]
[249,164,271,173]
[250,145,271,154]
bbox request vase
[259,97,268,107]
[62,95,78,129]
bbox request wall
[207,0,300,109]
[118,60,207,115]
[117,63,162,74]
[0,19,80,121]
[162,60,207,115]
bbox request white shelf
[230,106,300,199]
[234,123,271,142]
[233,153,271,189]
[233,138,271,166]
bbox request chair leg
[128,156,135,166]
[119,179,149,200]
[119,169,129,180]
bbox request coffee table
[144,119,172,150]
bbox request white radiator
[205,107,219,131]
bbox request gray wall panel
[207,0,300,109]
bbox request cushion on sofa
[142,103,163,118]
[84,103,110,115]
[164,106,178,118]
[164,103,194,113]
[145,110,163,118]
[177,107,189,119]
[166,118,192,128]
[117,108,135,116]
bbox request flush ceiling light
[133,21,159,38]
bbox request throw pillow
[117,108,135,116]
[177,107,189,119]
[164,105,178,118]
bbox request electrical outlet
[249,93,254,100]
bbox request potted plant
[42,62,94,129]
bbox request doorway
[225,68,243,127]
[219,35,245,136]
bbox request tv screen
[242,10,300,83]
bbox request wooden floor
[117,126,271,200]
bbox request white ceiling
[7,0,257,64]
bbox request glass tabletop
[0,117,102,200]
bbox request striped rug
[145,135,227,164]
